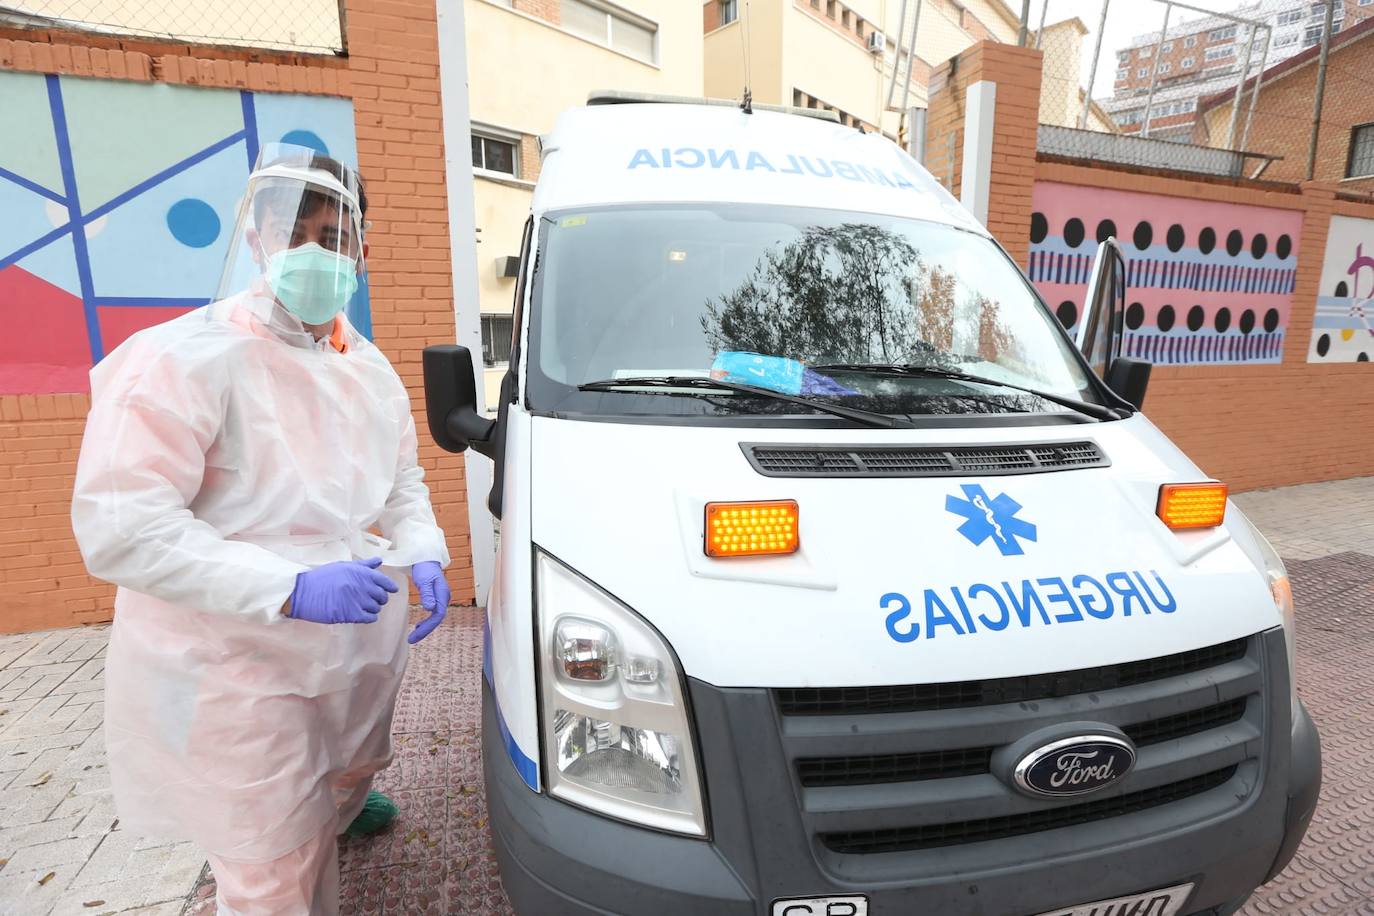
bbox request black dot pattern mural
[1027,184,1302,365]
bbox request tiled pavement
[1,475,1372,915]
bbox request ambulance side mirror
[1080,237,1151,411]
[423,345,497,458]
[1105,356,1151,410]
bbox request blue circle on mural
[281,130,329,155]
[166,198,221,248]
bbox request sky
[1022,0,1268,99]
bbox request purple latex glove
[408,561,451,644]
[289,557,399,625]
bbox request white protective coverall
[71,290,449,913]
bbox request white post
[909,106,928,163]
[435,0,496,607]
[961,80,996,225]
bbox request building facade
[1194,15,1374,188]
[1105,0,1374,143]
[701,0,1020,143]
[467,0,703,406]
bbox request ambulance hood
[530,415,1280,688]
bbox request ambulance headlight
[535,551,706,837]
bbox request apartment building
[701,0,1020,143]
[1105,0,1374,142]
[466,0,703,406]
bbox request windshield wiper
[578,376,913,429]
[811,363,1126,421]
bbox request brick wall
[703,0,721,34]
[516,0,561,26]
[0,0,475,633]
[1032,161,1374,490]
[927,38,1374,491]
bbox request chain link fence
[0,0,345,53]
[1028,0,1372,183]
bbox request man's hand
[288,557,399,624]
[408,561,451,644]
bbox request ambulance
[423,93,1321,916]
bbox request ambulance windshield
[526,205,1103,422]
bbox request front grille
[743,441,1108,478]
[799,746,993,787]
[1125,697,1248,747]
[777,639,1248,716]
[820,766,1238,854]
[796,698,1249,787]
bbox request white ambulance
[424,94,1321,916]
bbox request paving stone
[4,835,104,875]
[0,861,82,914]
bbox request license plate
[771,896,868,916]
[1032,882,1195,916]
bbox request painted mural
[1310,214,1374,363]
[0,72,365,395]
[1028,182,1303,366]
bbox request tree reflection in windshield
[701,222,1014,368]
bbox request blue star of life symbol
[945,484,1038,556]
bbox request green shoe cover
[344,790,399,838]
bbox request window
[472,131,518,176]
[1138,66,1149,77]
[826,0,837,18]
[481,314,514,367]
[1363,0,1374,7]
[841,9,851,27]
[1208,25,1236,41]
[1205,44,1235,60]
[1304,24,1324,45]
[561,0,657,62]
[1309,2,1326,17]
[1181,56,1195,67]
[1116,68,1128,80]
[1158,61,1172,74]
[1184,35,1197,47]
[1162,41,1174,52]
[1118,51,1131,63]
[719,0,737,26]
[1276,31,1298,46]
[1277,9,1304,24]
[1139,46,1152,58]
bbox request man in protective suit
[72,145,452,914]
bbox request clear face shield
[216,143,366,337]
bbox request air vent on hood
[742,441,1108,478]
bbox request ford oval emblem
[1013,735,1136,798]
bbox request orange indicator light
[1156,482,1228,530]
[704,500,800,558]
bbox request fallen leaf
[428,748,437,757]
[0,857,8,867]
[31,772,51,787]
[82,901,106,908]
[37,872,56,886]
[460,785,477,795]
[476,818,487,829]
[403,830,418,844]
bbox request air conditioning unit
[867,31,886,54]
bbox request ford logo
[1013,734,1136,798]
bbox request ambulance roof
[532,101,987,235]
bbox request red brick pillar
[923,41,1042,266]
[343,0,476,603]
